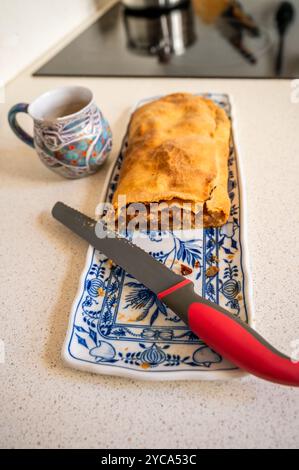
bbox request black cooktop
[35,1,299,78]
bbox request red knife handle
[158,280,299,386]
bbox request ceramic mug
[8,86,112,178]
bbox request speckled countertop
[1,30,299,448]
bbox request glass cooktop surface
[35,1,299,78]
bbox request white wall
[0,0,108,85]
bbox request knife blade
[52,202,299,386]
[52,200,183,296]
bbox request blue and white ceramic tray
[62,93,253,381]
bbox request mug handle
[8,103,34,148]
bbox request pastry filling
[103,199,226,232]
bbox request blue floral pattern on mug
[34,104,112,178]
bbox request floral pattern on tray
[62,93,252,380]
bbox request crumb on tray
[206,266,219,277]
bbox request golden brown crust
[113,93,231,228]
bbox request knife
[52,202,299,386]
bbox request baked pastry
[112,93,231,229]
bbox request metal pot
[122,0,186,10]
[123,3,196,61]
